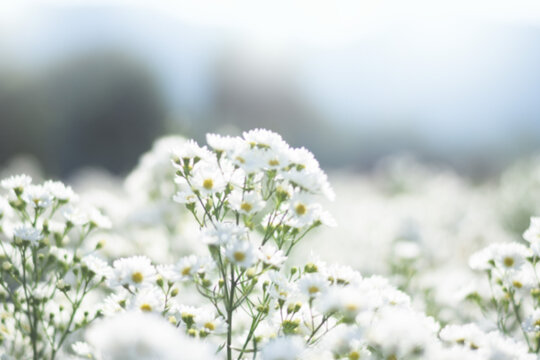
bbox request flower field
[1,129,540,360]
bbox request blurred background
[2,0,540,179]
[5,1,540,320]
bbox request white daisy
[225,240,257,268]
[13,224,43,245]
[22,185,53,209]
[200,222,249,246]
[43,180,78,203]
[1,174,32,192]
[190,163,227,195]
[176,255,200,279]
[258,244,287,268]
[228,190,265,215]
[110,256,158,289]
[242,128,288,150]
[82,255,113,281]
[298,273,329,299]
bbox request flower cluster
[4,129,540,360]
[0,175,111,360]
[468,216,540,353]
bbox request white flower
[258,244,287,268]
[171,140,213,167]
[110,256,157,289]
[50,246,74,264]
[505,267,535,291]
[43,180,78,203]
[190,163,227,195]
[260,146,292,170]
[83,255,113,281]
[284,146,335,201]
[175,255,200,279]
[298,273,329,298]
[469,246,494,271]
[22,185,53,209]
[88,207,112,229]
[492,243,531,273]
[194,309,226,335]
[242,129,288,150]
[131,287,165,313]
[287,147,320,171]
[229,190,265,215]
[480,331,535,360]
[192,256,216,275]
[172,178,198,204]
[33,282,54,301]
[72,341,95,359]
[225,240,257,268]
[86,312,216,360]
[62,206,89,225]
[261,336,305,360]
[268,271,296,301]
[156,264,181,284]
[367,307,439,359]
[285,192,326,228]
[200,222,249,245]
[230,146,266,173]
[324,264,362,286]
[206,133,243,154]
[470,242,532,273]
[13,224,43,245]
[101,292,129,316]
[317,325,365,359]
[318,286,372,320]
[1,174,32,192]
[440,323,486,349]
[524,216,540,255]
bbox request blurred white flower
[86,312,216,360]
[261,336,305,360]
[1,174,32,192]
[13,224,42,245]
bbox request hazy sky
[2,0,540,154]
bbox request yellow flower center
[181,267,192,276]
[132,272,144,284]
[235,156,245,164]
[535,319,540,327]
[240,202,253,212]
[348,352,360,360]
[140,303,152,312]
[204,322,216,331]
[513,281,523,288]
[203,179,214,190]
[268,159,280,166]
[308,286,320,294]
[295,204,307,215]
[345,303,358,312]
[233,251,246,262]
[503,257,514,267]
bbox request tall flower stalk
[0,176,110,359]
[170,129,335,359]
